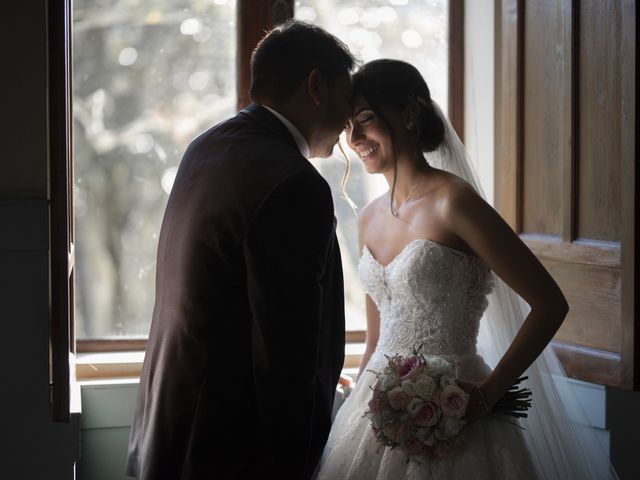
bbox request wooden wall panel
[449,0,465,141]
[542,258,621,352]
[496,0,636,389]
[620,0,637,390]
[494,0,522,231]
[577,0,622,241]
[522,0,566,235]
[552,341,621,387]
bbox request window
[64,0,462,353]
[73,0,237,340]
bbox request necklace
[394,176,421,211]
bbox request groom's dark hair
[250,20,356,103]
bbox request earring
[406,120,415,130]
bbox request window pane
[295,1,449,331]
[73,0,237,338]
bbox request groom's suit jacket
[126,104,345,480]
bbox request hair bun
[419,103,445,153]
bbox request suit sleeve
[243,168,336,478]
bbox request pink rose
[387,386,411,410]
[414,401,441,427]
[440,384,469,418]
[398,355,424,380]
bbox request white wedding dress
[316,238,539,479]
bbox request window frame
[59,0,464,362]
[49,0,75,421]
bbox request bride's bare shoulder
[430,170,485,218]
[357,193,388,247]
[358,192,387,224]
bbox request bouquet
[364,348,532,460]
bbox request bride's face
[346,94,397,174]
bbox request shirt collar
[262,105,310,159]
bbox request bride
[316,59,617,479]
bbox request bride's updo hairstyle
[352,59,445,155]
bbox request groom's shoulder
[187,110,301,161]
[189,111,261,147]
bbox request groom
[126,20,355,480]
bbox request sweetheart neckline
[362,238,478,270]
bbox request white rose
[439,374,455,389]
[414,377,436,400]
[382,375,396,391]
[387,386,411,410]
[426,356,455,376]
[406,397,424,415]
[417,427,436,446]
[401,379,417,396]
[441,416,466,437]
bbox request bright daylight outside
[72,0,448,340]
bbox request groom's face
[309,73,352,158]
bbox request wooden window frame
[48,0,75,421]
[62,0,464,358]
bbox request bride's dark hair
[353,59,445,153]
[352,59,445,215]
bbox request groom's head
[250,20,356,158]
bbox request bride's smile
[359,144,379,160]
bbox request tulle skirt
[316,351,539,480]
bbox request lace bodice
[359,238,493,362]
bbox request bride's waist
[375,333,477,356]
[368,347,490,382]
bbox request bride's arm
[356,202,380,380]
[443,180,569,412]
[358,295,380,379]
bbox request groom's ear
[307,68,322,107]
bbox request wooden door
[495,0,637,389]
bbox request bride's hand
[456,379,490,425]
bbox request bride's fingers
[455,378,477,393]
[464,388,488,424]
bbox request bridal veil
[428,102,619,480]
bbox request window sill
[75,343,365,381]
[76,351,145,380]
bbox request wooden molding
[78,331,367,354]
[345,330,366,344]
[562,0,578,243]
[521,234,621,268]
[620,0,638,390]
[551,341,621,387]
[448,0,464,141]
[494,0,523,232]
[77,338,148,353]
